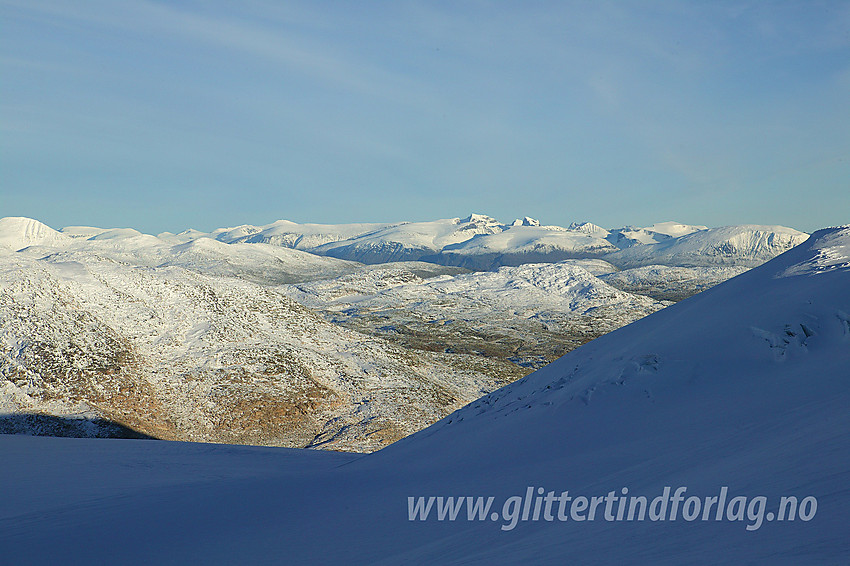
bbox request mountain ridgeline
[0,215,811,451]
[171,214,809,269]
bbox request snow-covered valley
[281,260,667,368]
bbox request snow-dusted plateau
[0,222,846,564]
[1,214,809,452]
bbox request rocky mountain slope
[0,243,523,451]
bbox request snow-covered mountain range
[0,215,809,451]
[0,224,845,564]
[114,213,806,269]
[605,224,809,268]
[1,214,807,270]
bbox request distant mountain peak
[463,213,499,224]
[568,221,609,236]
[512,217,541,227]
[642,221,708,237]
[0,216,69,250]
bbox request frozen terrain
[311,213,507,264]
[605,224,809,268]
[0,233,523,452]
[605,221,707,247]
[282,260,667,368]
[0,216,809,451]
[205,219,395,250]
[0,225,846,564]
[599,264,751,301]
[41,220,368,285]
[150,214,806,269]
[432,224,619,270]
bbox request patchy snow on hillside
[600,264,750,301]
[0,246,522,451]
[282,260,666,367]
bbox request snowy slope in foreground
[1,226,847,564]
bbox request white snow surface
[311,214,506,263]
[436,225,619,269]
[210,219,396,249]
[60,225,113,239]
[606,221,708,249]
[512,216,541,227]
[0,217,70,250]
[777,224,850,278]
[30,216,807,272]
[1,226,847,564]
[444,224,610,253]
[27,228,364,285]
[284,260,658,323]
[568,221,610,237]
[643,220,709,237]
[606,224,809,267]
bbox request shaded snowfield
[1,226,847,564]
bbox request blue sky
[2,1,848,234]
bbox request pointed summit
[511,217,540,227]
[568,221,609,237]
